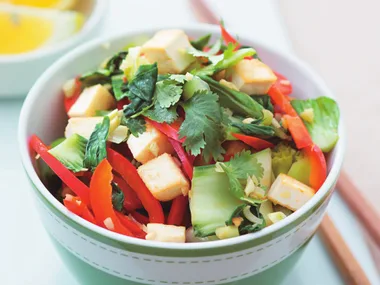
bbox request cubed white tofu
[267,174,315,211]
[141,29,195,74]
[65,117,128,144]
[231,59,277,95]
[145,223,186,243]
[68,84,116,117]
[138,153,190,201]
[127,122,174,164]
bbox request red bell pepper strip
[114,211,146,239]
[283,115,313,149]
[130,211,150,225]
[268,85,298,116]
[117,98,130,110]
[29,135,90,205]
[232,133,274,150]
[64,77,82,114]
[303,144,327,191]
[63,195,96,224]
[168,138,194,180]
[220,23,241,49]
[273,71,293,96]
[113,174,142,211]
[107,148,165,224]
[146,119,184,143]
[90,159,133,236]
[167,195,188,226]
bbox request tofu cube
[68,84,116,117]
[268,174,315,211]
[145,223,186,243]
[65,117,128,144]
[141,29,195,74]
[127,122,174,164]
[138,153,190,201]
[231,59,277,95]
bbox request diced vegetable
[259,200,274,226]
[268,212,287,224]
[215,225,239,240]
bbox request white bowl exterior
[0,0,108,97]
[19,25,345,284]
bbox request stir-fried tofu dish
[30,25,340,243]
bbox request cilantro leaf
[112,182,125,211]
[169,74,187,84]
[144,101,178,124]
[84,116,110,170]
[123,63,158,117]
[179,91,225,162]
[122,116,146,137]
[155,80,182,108]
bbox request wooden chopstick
[188,0,374,283]
[337,171,380,248]
[320,215,371,285]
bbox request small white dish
[0,0,108,98]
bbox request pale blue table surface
[0,1,379,284]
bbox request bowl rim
[0,0,108,62]
[19,23,346,251]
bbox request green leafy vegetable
[105,51,128,75]
[188,39,223,64]
[123,63,157,117]
[272,142,296,177]
[252,95,274,113]
[49,134,87,172]
[144,101,178,124]
[291,97,340,152]
[79,69,111,87]
[122,116,146,137]
[179,90,225,162]
[190,34,211,50]
[112,182,125,211]
[155,80,182,108]
[83,116,110,170]
[216,150,264,203]
[231,118,275,137]
[50,137,65,148]
[111,74,128,101]
[201,75,263,118]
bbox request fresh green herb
[112,182,125,211]
[252,95,274,113]
[201,75,263,118]
[144,102,178,124]
[79,69,111,87]
[226,204,246,226]
[190,34,211,50]
[155,80,182,108]
[105,51,128,75]
[83,116,110,170]
[188,39,223,64]
[122,116,146,137]
[123,63,158,117]
[291,96,340,152]
[179,90,225,162]
[49,134,87,173]
[111,74,128,101]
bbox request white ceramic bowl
[0,0,108,97]
[19,25,345,285]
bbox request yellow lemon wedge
[1,0,77,10]
[0,3,84,55]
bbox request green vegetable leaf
[169,74,187,84]
[122,116,146,137]
[188,39,223,64]
[179,91,225,162]
[231,121,275,137]
[291,97,340,152]
[123,63,158,117]
[49,134,87,173]
[144,101,178,124]
[83,116,110,170]
[112,182,125,211]
[155,80,182,108]
[111,74,129,101]
[79,69,111,87]
[105,51,128,75]
[252,95,274,113]
[190,34,211,50]
[201,75,263,118]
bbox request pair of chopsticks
[189,0,378,284]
